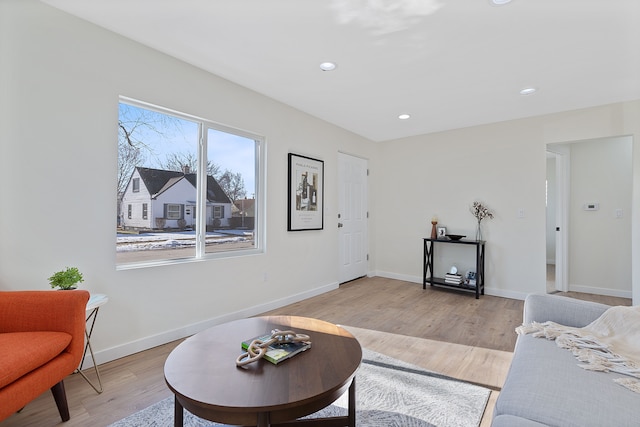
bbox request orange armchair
[0,290,90,422]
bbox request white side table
[76,293,108,393]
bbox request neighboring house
[232,198,255,218]
[120,167,232,230]
[231,198,256,229]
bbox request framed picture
[466,271,477,286]
[288,153,324,231]
[437,226,447,238]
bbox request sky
[119,102,256,197]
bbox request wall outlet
[615,209,623,218]
[517,208,525,218]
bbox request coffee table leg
[348,378,356,427]
[174,395,184,427]
[257,411,270,427]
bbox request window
[165,204,182,220]
[117,97,263,268]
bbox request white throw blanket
[516,304,640,393]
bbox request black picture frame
[287,153,324,231]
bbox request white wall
[374,120,548,300]
[373,103,640,302]
[568,136,632,295]
[0,1,376,364]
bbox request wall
[0,1,376,364]
[374,120,547,299]
[568,136,632,295]
[374,103,640,302]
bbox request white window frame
[166,204,182,220]
[117,96,265,270]
[213,205,224,219]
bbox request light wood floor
[2,276,630,427]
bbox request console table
[423,238,485,299]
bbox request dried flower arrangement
[470,201,494,241]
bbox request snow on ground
[116,230,253,252]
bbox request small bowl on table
[445,234,465,241]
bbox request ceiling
[42,0,640,142]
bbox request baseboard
[374,270,421,284]
[483,288,528,300]
[86,281,339,368]
[568,284,632,299]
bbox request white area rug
[109,349,490,427]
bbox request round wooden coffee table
[164,316,362,427]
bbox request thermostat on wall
[583,202,599,211]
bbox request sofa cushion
[0,331,72,388]
[495,334,639,427]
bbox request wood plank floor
[2,277,630,427]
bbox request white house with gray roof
[120,167,232,230]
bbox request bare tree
[161,152,220,177]
[217,170,246,202]
[117,139,145,198]
[117,103,186,196]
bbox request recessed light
[490,0,512,5]
[519,87,537,96]
[319,62,337,71]
[398,114,411,120]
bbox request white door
[338,152,368,283]
[554,150,569,292]
[547,146,569,292]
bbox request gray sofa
[492,293,639,427]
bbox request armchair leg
[51,381,70,421]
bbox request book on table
[241,334,312,364]
[444,273,463,285]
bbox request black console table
[423,238,485,299]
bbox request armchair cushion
[0,331,72,388]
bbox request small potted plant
[49,267,84,290]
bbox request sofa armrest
[0,290,90,360]
[523,293,610,327]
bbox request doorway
[338,152,368,284]
[546,136,633,298]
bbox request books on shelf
[241,334,311,364]
[444,273,463,285]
